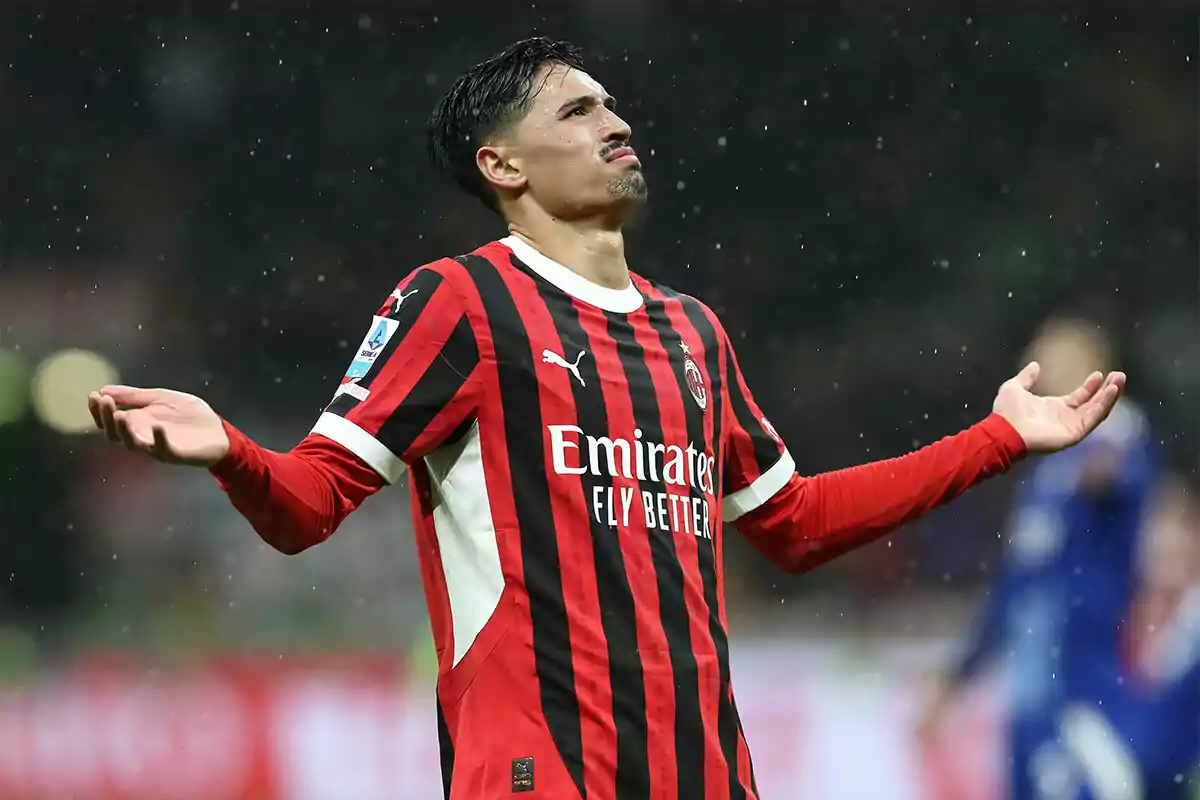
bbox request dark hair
[426,37,586,214]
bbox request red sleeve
[312,261,481,483]
[205,261,483,554]
[721,333,790,505]
[208,419,386,554]
[732,414,1027,574]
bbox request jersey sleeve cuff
[208,418,256,489]
[722,449,796,522]
[979,413,1028,464]
[310,412,407,484]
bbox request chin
[608,172,648,203]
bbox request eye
[566,105,589,118]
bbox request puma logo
[542,349,587,387]
[388,288,419,314]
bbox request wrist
[980,413,1028,462]
[209,419,247,481]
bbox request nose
[601,107,632,143]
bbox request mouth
[604,145,639,164]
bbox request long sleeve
[208,259,482,554]
[732,414,1027,574]
[209,419,386,554]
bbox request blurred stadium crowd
[4,5,1195,662]
[4,6,1195,662]
[2,7,1196,798]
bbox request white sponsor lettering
[549,424,716,539]
[333,381,370,402]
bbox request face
[478,64,647,221]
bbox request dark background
[1,6,1196,659]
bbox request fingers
[96,384,161,409]
[88,391,107,433]
[1013,361,1041,391]
[1062,371,1104,408]
[98,394,121,442]
[90,387,155,439]
[1078,372,1126,432]
[151,425,177,463]
[113,410,146,452]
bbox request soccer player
[89,38,1125,800]
[1077,475,1198,800]
[918,317,1159,800]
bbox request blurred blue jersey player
[1058,477,1199,800]
[920,317,1160,800]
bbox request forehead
[530,64,608,108]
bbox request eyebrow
[556,94,617,115]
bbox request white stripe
[723,450,796,522]
[1059,704,1143,800]
[423,423,505,668]
[310,412,406,484]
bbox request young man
[89,38,1125,800]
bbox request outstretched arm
[720,334,1124,574]
[89,260,481,554]
[732,414,1025,573]
[209,421,386,554]
[88,385,386,554]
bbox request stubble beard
[608,169,648,204]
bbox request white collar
[499,235,644,313]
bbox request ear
[476,144,526,194]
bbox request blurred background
[1,5,1196,798]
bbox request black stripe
[677,299,748,800]
[528,274,652,799]
[458,255,587,798]
[326,269,445,417]
[723,337,780,490]
[739,695,758,796]
[437,700,454,800]
[374,315,477,457]
[731,696,760,797]
[614,300,707,800]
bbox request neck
[505,214,630,290]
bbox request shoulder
[631,274,727,331]
[391,240,512,301]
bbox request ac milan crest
[680,341,707,411]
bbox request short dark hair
[426,37,586,214]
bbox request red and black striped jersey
[311,236,793,799]
[213,235,1025,799]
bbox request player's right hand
[88,385,230,467]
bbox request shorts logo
[511,757,534,792]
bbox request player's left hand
[993,361,1125,454]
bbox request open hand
[993,362,1125,454]
[88,385,230,467]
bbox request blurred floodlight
[32,349,119,434]
[0,349,30,427]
